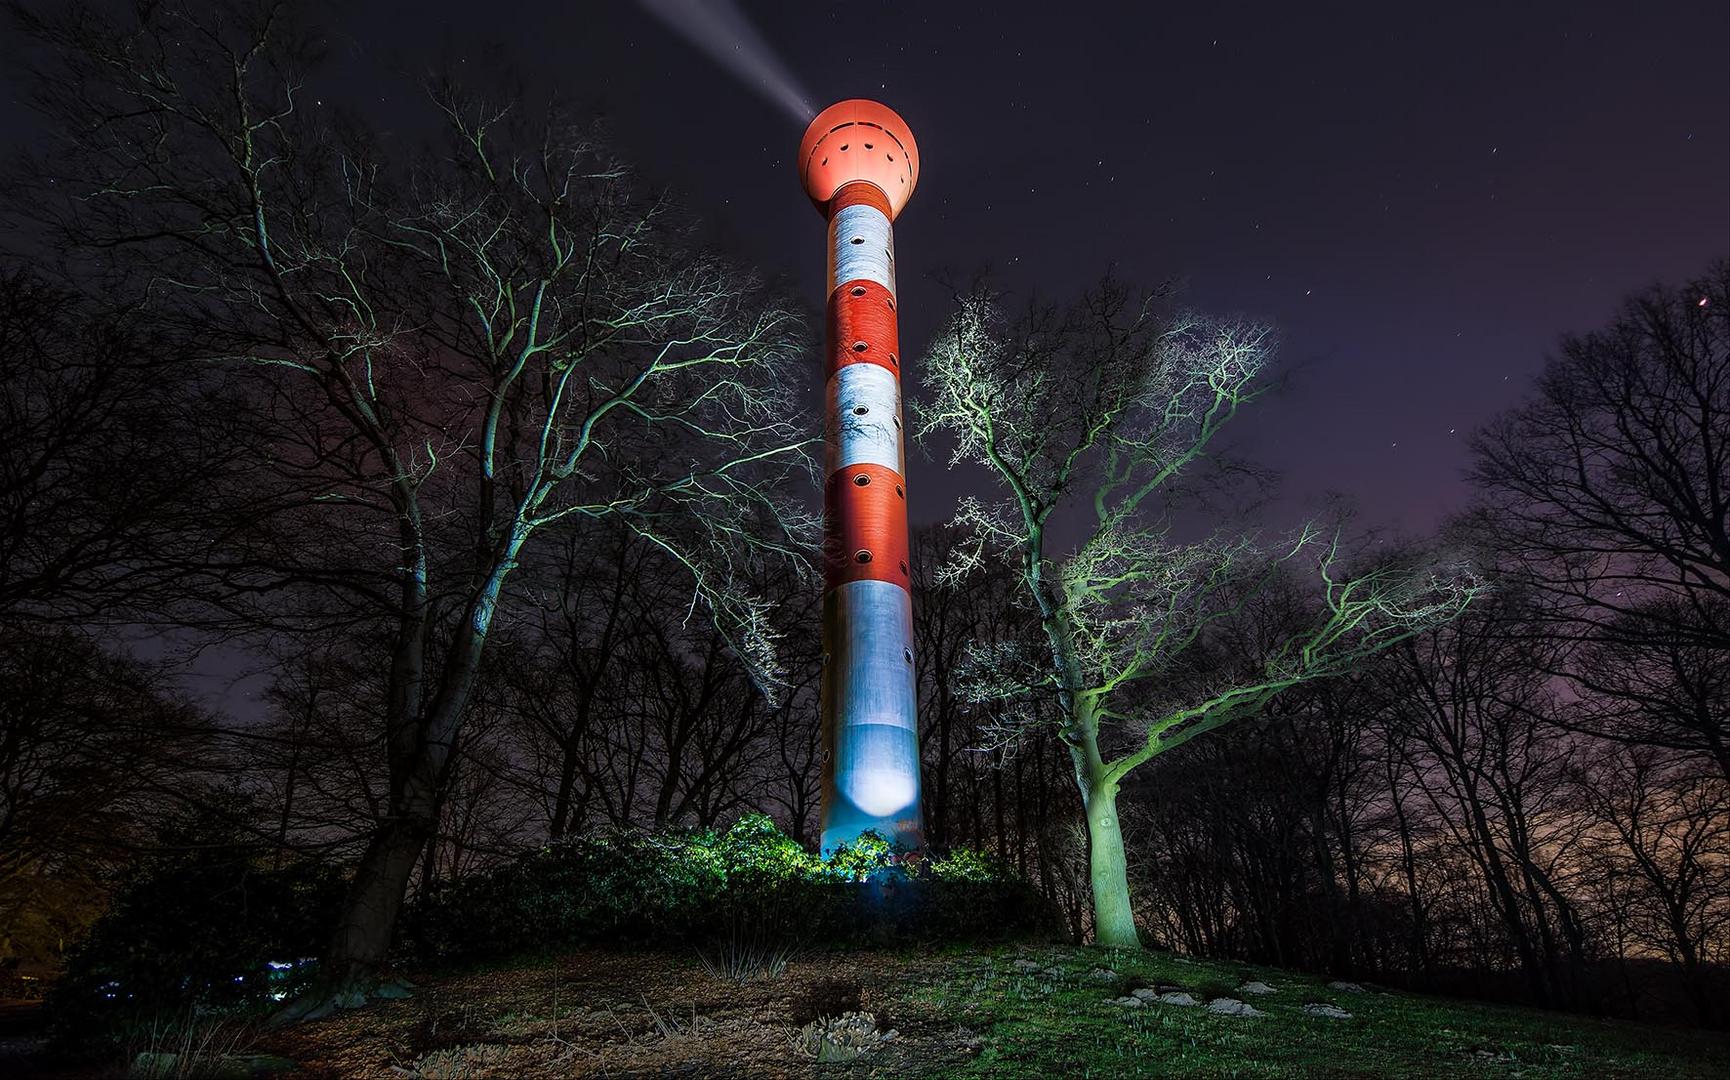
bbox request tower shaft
[799,99,923,854]
[818,180,920,852]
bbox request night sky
[4,1,1727,537]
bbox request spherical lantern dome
[798,99,919,219]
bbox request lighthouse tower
[798,100,923,853]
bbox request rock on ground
[1085,968,1119,984]
[1328,980,1367,993]
[1303,1003,1353,1019]
[1110,995,1146,1008]
[1207,998,1265,1017]
[1157,992,1200,1006]
[1237,981,1278,995]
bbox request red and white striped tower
[798,100,922,853]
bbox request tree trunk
[549,746,580,839]
[1666,907,1716,1027]
[1082,779,1139,948]
[932,677,953,848]
[274,736,302,872]
[1013,752,1028,878]
[992,765,1007,861]
[1390,782,1432,972]
[280,533,520,1024]
[272,785,439,1024]
[325,810,433,985]
[1463,790,1553,1004]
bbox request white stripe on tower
[827,203,896,297]
[825,363,905,476]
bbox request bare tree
[251,645,389,865]
[1570,598,1730,782]
[1578,747,1729,1026]
[1384,593,1596,1008]
[917,280,1481,946]
[0,628,217,975]
[18,2,813,1011]
[753,582,825,844]
[626,602,773,829]
[913,524,1053,851]
[1270,672,1386,976]
[0,266,217,621]
[1470,261,1729,773]
[497,523,656,840]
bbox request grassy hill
[252,944,1729,1077]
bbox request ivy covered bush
[404,814,1056,961]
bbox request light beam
[637,0,816,125]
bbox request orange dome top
[799,99,919,220]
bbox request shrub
[404,814,1057,962]
[822,829,900,882]
[926,845,1007,883]
[45,848,343,1050]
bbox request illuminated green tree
[918,281,1482,947]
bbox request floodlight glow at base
[844,768,919,819]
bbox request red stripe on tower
[825,279,899,378]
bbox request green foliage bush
[405,814,1056,961]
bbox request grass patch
[893,946,1730,1078]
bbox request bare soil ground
[259,947,980,1078]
